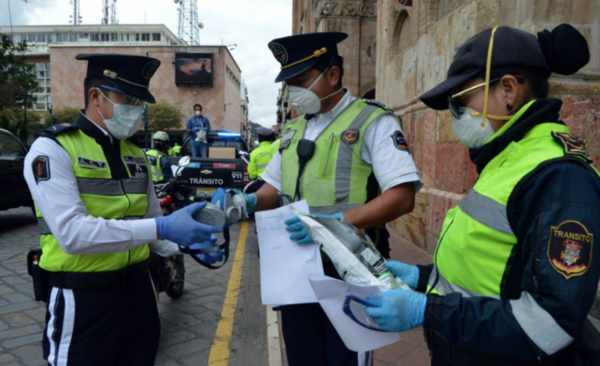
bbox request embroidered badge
[268,42,288,65]
[552,131,592,163]
[547,220,593,279]
[391,131,410,152]
[32,156,50,184]
[142,60,160,80]
[123,156,149,179]
[78,157,107,169]
[341,128,360,145]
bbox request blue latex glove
[155,202,222,247]
[231,189,257,214]
[284,212,345,245]
[189,235,224,264]
[365,289,426,332]
[386,261,419,290]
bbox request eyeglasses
[97,85,142,106]
[447,77,525,118]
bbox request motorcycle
[150,157,196,300]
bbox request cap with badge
[76,54,161,103]
[268,32,348,83]
[420,24,590,110]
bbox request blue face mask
[97,90,144,140]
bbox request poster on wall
[175,53,214,85]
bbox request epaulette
[552,131,592,163]
[364,99,394,112]
[42,123,79,137]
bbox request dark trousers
[243,179,265,194]
[280,261,372,366]
[43,273,160,366]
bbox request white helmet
[153,131,169,142]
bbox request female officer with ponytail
[363,24,600,365]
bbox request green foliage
[53,107,80,124]
[0,33,38,110]
[0,108,30,142]
[147,101,185,131]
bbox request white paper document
[256,200,324,305]
[308,274,401,352]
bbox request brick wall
[49,45,242,132]
[376,0,600,253]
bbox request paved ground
[0,207,268,366]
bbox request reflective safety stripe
[459,190,514,236]
[76,178,147,195]
[151,170,163,182]
[310,203,362,215]
[258,163,269,169]
[76,178,123,196]
[38,218,52,235]
[334,104,379,204]
[510,292,574,355]
[427,266,499,299]
[122,179,148,194]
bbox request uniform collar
[259,141,272,147]
[74,111,115,146]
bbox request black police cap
[268,32,348,83]
[257,128,275,137]
[420,24,590,110]
[76,54,161,103]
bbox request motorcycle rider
[146,131,173,183]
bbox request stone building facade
[292,0,379,98]
[292,0,600,253]
[376,0,600,254]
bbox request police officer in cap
[363,24,600,366]
[245,128,275,194]
[24,54,223,365]
[234,33,423,366]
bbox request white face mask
[97,91,144,140]
[452,107,496,149]
[288,67,344,115]
[195,110,202,117]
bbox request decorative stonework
[314,1,377,25]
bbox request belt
[425,328,539,366]
[47,261,149,289]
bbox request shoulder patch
[548,220,593,279]
[32,156,50,184]
[391,131,410,152]
[364,99,393,112]
[552,131,592,163]
[43,123,78,136]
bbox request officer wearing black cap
[244,128,275,195]
[24,54,222,365]
[233,32,422,366]
[363,24,600,365]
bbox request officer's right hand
[155,202,222,247]
[386,261,419,290]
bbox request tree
[147,101,185,131]
[0,33,39,141]
[53,107,80,124]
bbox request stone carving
[314,1,377,24]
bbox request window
[0,134,26,158]
[46,34,53,43]
[152,33,161,41]
[135,34,140,42]
[393,11,413,55]
[90,33,100,42]
[57,34,67,42]
[69,33,78,42]
[37,34,46,42]
[101,33,109,42]
[110,33,118,41]
[80,33,88,39]
[32,62,51,111]
[141,33,150,41]
[121,33,129,41]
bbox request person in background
[146,131,173,183]
[172,142,182,157]
[245,128,275,195]
[186,104,211,158]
